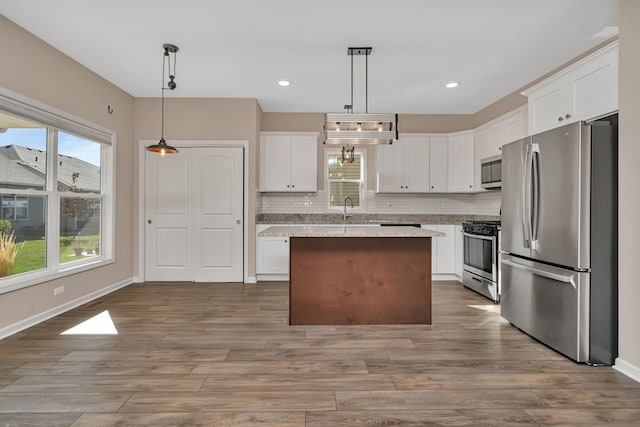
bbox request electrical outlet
[54,286,64,296]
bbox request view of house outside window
[0,111,106,280]
[326,150,365,210]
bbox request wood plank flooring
[1,281,639,426]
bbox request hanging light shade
[322,47,398,146]
[147,43,179,155]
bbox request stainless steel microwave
[480,155,501,189]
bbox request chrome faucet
[343,196,353,221]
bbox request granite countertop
[258,225,446,238]
[256,213,500,225]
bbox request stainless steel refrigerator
[500,116,617,365]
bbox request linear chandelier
[322,47,398,146]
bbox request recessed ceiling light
[278,80,291,87]
[445,81,460,89]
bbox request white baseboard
[433,274,460,282]
[244,276,257,284]
[0,277,134,340]
[256,274,289,282]
[614,358,640,384]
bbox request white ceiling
[0,0,618,114]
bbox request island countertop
[259,225,445,238]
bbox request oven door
[463,232,497,282]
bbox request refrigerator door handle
[531,143,540,249]
[522,143,532,249]
[502,258,575,285]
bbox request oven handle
[462,232,495,241]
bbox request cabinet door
[504,108,528,145]
[258,237,289,274]
[527,78,567,134]
[447,133,475,192]
[423,225,439,273]
[435,225,456,274]
[290,135,318,192]
[486,123,506,158]
[429,136,448,192]
[376,142,404,192]
[262,135,292,191]
[454,225,463,279]
[403,136,430,192]
[568,46,618,123]
[474,129,489,192]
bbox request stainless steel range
[462,220,501,303]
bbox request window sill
[0,257,115,295]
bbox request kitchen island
[258,226,445,325]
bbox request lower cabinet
[256,224,289,280]
[422,224,458,280]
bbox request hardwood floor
[1,281,639,426]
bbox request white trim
[0,87,114,144]
[433,274,460,282]
[257,274,289,282]
[138,140,250,283]
[0,277,133,339]
[613,358,640,384]
[245,276,257,284]
[474,104,528,132]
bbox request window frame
[324,148,366,212]
[0,89,115,294]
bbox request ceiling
[0,0,618,114]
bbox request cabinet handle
[284,240,288,243]
[558,116,564,122]
[498,146,502,151]
[469,185,472,188]
[431,186,434,189]
[565,113,571,119]
[286,184,290,188]
[291,184,295,188]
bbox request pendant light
[322,47,398,146]
[146,43,179,155]
[341,145,355,164]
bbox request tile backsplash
[258,190,501,216]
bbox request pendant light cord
[161,49,166,141]
[350,50,353,113]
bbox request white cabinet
[256,224,289,277]
[429,136,448,192]
[454,225,463,280]
[474,106,528,191]
[423,224,456,278]
[260,133,318,192]
[523,41,618,135]
[447,131,475,192]
[376,135,430,193]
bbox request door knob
[147,219,152,224]
[236,220,242,224]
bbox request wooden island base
[289,237,432,325]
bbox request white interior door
[191,147,244,282]
[145,146,244,282]
[145,151,191,281]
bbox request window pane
[328,153,362,179]
[60,196,101,263]
[0,195,47,277]
[329,182,361,208]
[0,112,47,191]
[57,131,101,194]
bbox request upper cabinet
[474,106,527,191]
[447,131,475,192]
[376,135,431,193]
[522,41,618,135]
[260,133,318,192]
[429,136,449,192]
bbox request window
[2,196,29,221]
[326,149,365,210]
[0,93,113,290]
